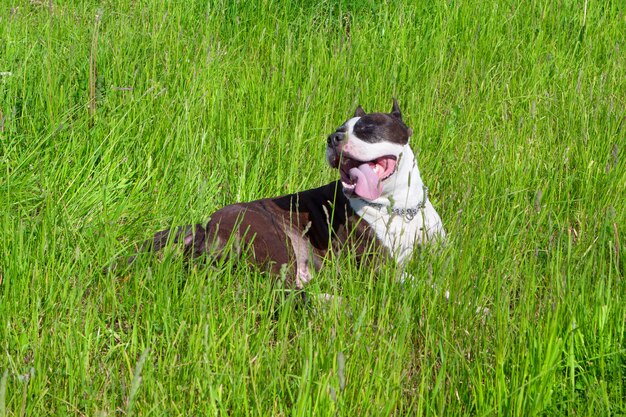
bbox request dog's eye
[354,123,375,136]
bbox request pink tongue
[348,163,382,200]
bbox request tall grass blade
[127,348,150,417]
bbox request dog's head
[326,99,413,200]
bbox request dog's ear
[354,105,366,117]
[390,98,403,120]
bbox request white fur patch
[346,144,445,264]
[285,227,313,290]
[353,199,445,264]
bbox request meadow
[1,0,624,415]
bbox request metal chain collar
[363,186,429,222]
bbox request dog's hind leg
[151,224,206,256]
[126,224,207,265]
[150,224,208,257]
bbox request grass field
[1,0,625,415]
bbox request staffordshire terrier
[141,100,445,288]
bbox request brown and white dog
[142,100,445,288]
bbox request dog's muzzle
[327,131,345,147]
[326,131,345,168]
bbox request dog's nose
[327,131,345,146]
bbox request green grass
[1,0,625,415]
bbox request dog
[139,100,445,288]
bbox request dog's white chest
[354,200,445,264]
